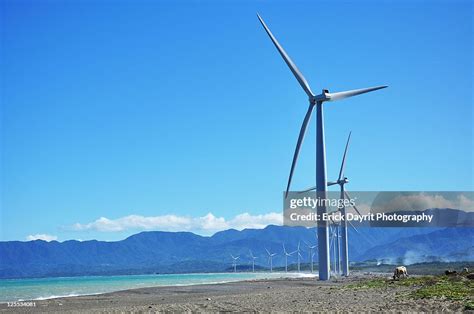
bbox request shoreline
[0,272,317,304]
[2,271,466,313]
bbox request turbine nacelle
[327,177,348,186]
[340,177,349,185]
[328,177,349,189]
[312,89,331,103]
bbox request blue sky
[1,0,472,241]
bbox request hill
[1,222,472,279]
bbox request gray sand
[0,272,465,313]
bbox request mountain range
[1,219,472,279]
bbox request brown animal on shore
[393,266,408,280]
[445,270,457,276]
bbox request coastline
[0,272,314,303]
[0,272,466,313]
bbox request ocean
[0,272,316,302]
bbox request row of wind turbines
[229,238,322,274]
[229,128,363,275]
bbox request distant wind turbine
[283,243,294,272]
[257,14,387,280]
[329,223,342,275]
[249,250,258,272]
[293,241,303,272]
[230,254,240,273]
[265,248,277,272]
[304,240,317,273]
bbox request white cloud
[228,212,283,230]
[70,212,282,235]
[26,234,58,241]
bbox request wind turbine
[303,132,363,276]
[257,14,387,280]
[293,241,303,272]
[249,250,258,272]
[265,248,277,272]
[283,243,294,272]
[329,223,342,275]
[304,240,317,273]
[329,132,357,276]
[230,254,240,273]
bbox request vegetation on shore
[347,273,474,310]
[351,261,473,275]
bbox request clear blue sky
[1,0,472,241]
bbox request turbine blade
[328,85,387,102]
[285,104,314,198]
[265,248,270,255]
[257,14,314,98]
[327,181,338,187]
[345,191,362,216]
[338,132,352,181]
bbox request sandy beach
[1,272,468,313]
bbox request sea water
[0,272,316,302]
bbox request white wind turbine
[293,241,303,272]
[265,248,277,272]
[257,14,387,280]
[283,243,294,272]
[329,223,342,275]
[249,250,258,272]
[230,254,240,273]
[304,240,317,273]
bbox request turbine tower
[294,241,303,272]
[329,222,342,275]
[304,240,317,273]
[230,254,240,273]
[265,248,277,272]
[257,14,387,280]
[283,243,294,272]
[249,250,258,272]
